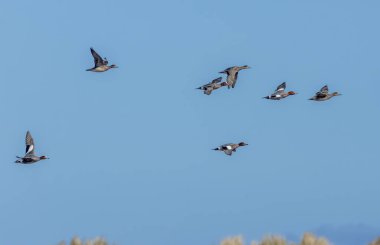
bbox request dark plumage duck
[309,85,341,101]
[219,65,250,89]
[213,142,248,156]
[197,77,228,95]
[86,48,118,72]
[263,82,297,100]
[15,131,49,164]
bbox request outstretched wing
[220,66,234,75]
[319,85,329,93]
[231,71,239,88]
[211,77,223,84]
[269,82,286,98]
[316,85,329,98]
[224,150,233,156]
[25,131,35,155]
[90,48,105,67]
[276,82,286,92]
[204,88,213,95]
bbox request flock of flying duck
[14,48,342,163]
[196,65,341,156]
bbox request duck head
[239,65,250,70]
[40,156,49,160]
[332,92,342,96]
[287,91,297,96]
[238,142,248,146]
[109,64,118,68]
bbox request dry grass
[253,235,288,245]
[220,235,244,245]
[223,233,331,245]
[369,238,380,245]
[59,233,380,245]
[300,233,330,245]
[58,237,109,245]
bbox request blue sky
[0,0,379,245]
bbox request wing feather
[316,85,329,98]
[224,150,233,156]
[90,48,105,67]
[211,77,223,84]
[25,131,35,155]
[276,82,286,92]
[232,71,239,88]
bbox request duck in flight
[197,77,228,95]
[213,142,248,156]
[86,48,118,72]
[309,85,341,101]
[15,131,49,164]
[263,82,297,100]
[219,65,250,89]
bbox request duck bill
[212,148,219,151]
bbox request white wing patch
[226,145,232,150]
[27,145,34,154]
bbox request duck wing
[223,149,233,156]
[220,66,236,75]
[276,82,286,92]
[268,82,286,98]
[221,144,234,150]
[25,131,35,156]
[201,77,222,88]
[316,85,329,98]
[204,88,213,95]
[90,48,105,67]
[231,71,239,88]
[211,77,223,84]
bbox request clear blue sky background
[0,1,379,245]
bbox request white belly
[94,66,108,72]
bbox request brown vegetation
[369,237,380,245]
[59,233,380,245]
[58,237,109,245]
[220,233,330,245]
